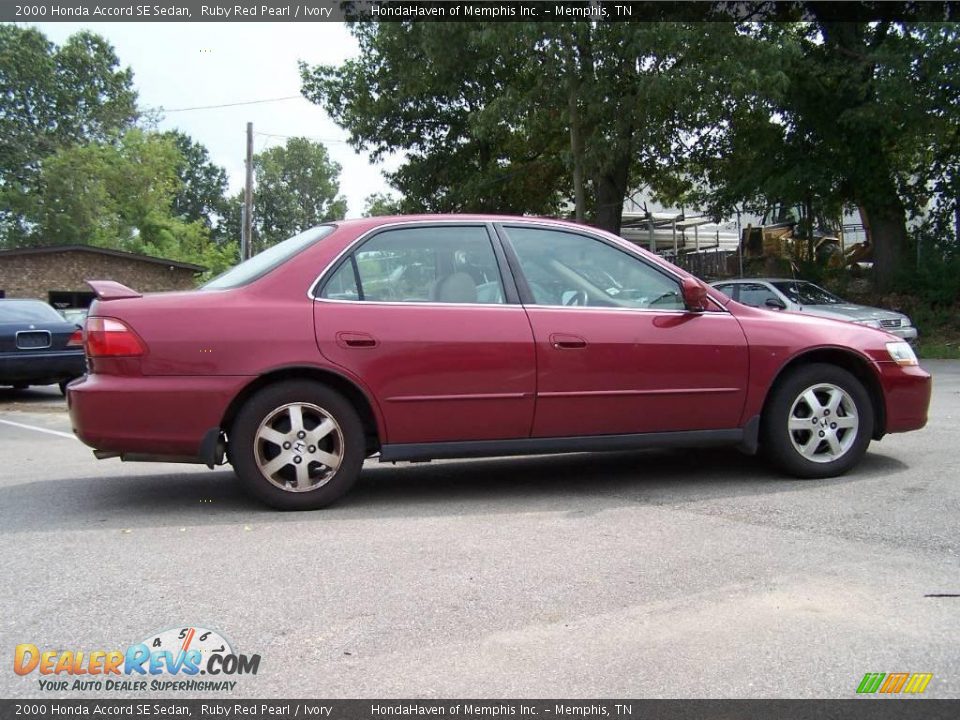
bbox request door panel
[499,224,749,438]
[525,307,748,437]
[315,303,535,443]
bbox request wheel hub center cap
[293,441,306,455]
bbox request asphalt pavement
[1,364,958,699]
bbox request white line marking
[0,418,79,440]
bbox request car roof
[712,278,813,284]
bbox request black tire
[11,382,28,390]
[761,363,874,479]
[229,381,366,510]
[59,379,70,396]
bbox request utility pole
[243,121,253,260]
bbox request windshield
[0,300,65,323]
[203,225,336,290]
[772,281,844,306]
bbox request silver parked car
[710,278,917,342]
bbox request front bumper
[890,326,918,342]
[67,373,249,457]
[0,351,86,385]
[877,362,931,434]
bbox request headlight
[854,319,883,329]
[886,341,918,366]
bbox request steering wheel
[563,290,589,307]
[648,290,681,307]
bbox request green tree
[300,23,570,218]
[302,21,749,234]
[35,130,236,277]
[0,26,138,244]
[250,137,347,249]
[674,16,960,291]
[162,130,230,238]
[36,129,179,248]
[362,192,402,217]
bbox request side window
[321,226,505,304]
[713,283,736,300]
[504,226,684,310]
[738,283,779,308]
[322,260,359,301]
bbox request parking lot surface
[1,363,958,698]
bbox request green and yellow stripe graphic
[856,672,933,694]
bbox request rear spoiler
[86,280,142,300]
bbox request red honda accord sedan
[67,215,931,510]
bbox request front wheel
[229,381,366,510]
[762,363,874,479]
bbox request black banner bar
[2,1,959,23]
[2,700,960,720]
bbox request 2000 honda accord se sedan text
[67,216,932,510]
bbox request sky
[29,21,397,218]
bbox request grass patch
[918,341,960,360]
[917,326,960,360]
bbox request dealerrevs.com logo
[14,626,261,693]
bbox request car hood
[798,304,909,324]
[728,300,902,358]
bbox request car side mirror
[680,277,708,312]
[764,297,787,310]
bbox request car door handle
[336,332,378,349]
[550,333,587,350]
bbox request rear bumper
[0,351,86,385]
[67,373,249,457]
[878,362,931,434]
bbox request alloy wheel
[787,383,859,464]
[254,402,344,492]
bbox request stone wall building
[0,246,205,308]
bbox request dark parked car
[710,278,918,342]
[0,299,86,394]
[68,216,931,510]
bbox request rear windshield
[203,225,336,290]
[0,300,64,323]
[772,281,843,306]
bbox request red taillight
[66,329,83,347]
[84,317,145,357]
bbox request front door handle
[550,333,587,350]
[336,331,378,349]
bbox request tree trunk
[954,196,960,245]
[858,188,908,292]
[564,28,590,224]
[592,156,630,235]
[567,81,586,223]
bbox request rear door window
[321,226,506,304]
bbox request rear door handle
[549,333,587,350]
[336,332,378,349]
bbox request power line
[253,130,352,145]
[160,95,304,113]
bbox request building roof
[0,245,206,272]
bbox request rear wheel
[229,381,365,510]
[762,363,874,478]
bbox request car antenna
[790,258,802,311]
